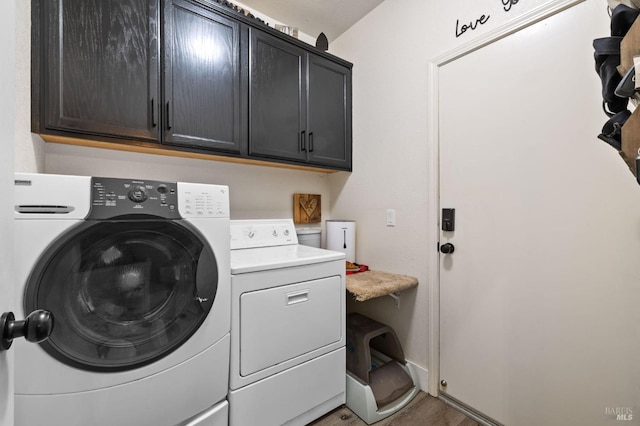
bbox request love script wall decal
[455,0,523,38]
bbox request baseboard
[405,360,429,393]
[439,393,502,426]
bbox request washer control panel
[177,181,229,218]
[89,177,181,219]
[230,219,298,249]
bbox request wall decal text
[455,14,491,38]
[502,0,520,12]
[455,0,522,38]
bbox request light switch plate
[386,209,396,226]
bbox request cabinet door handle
[151,98,156,127]
[300,130,306,152]
[166,101,171,130]
[309,132,314,152]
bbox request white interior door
[439,1,640,425]
[0,0,17,423]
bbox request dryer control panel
[231,219,298,249]
[88,177,181,219]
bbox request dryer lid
[230,244,344,274]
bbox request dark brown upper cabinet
[306,54,352,169]
[162,0,246,153]
[36,0,161,141]
[248,29,352,170]
[32,0,352,171]
[248,30,307,162]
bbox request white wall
[45,144,334,221]
[327,0,432,381]
[15,1,44,172]
[328,0,597,380]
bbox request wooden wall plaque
[294,193,321,223]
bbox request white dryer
[229,219,346,426]
[13,173,231,426]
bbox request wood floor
[309,391,480,426]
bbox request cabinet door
[43,0,159,141]
[248,29,307,161]
[307,55,352,170]
[163,0,244,153]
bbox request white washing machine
[13,173,231,426]
[229,219,346,426]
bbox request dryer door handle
[286,290,310,306]
[0,309,54,351]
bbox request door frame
[426,0,585,398]
[0,0,17,422]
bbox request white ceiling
[238,0,384,43]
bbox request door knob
[440,243,455,254]
[0,310,54,351]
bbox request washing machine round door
[23,219,218,371]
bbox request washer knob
[128,186,148,203]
